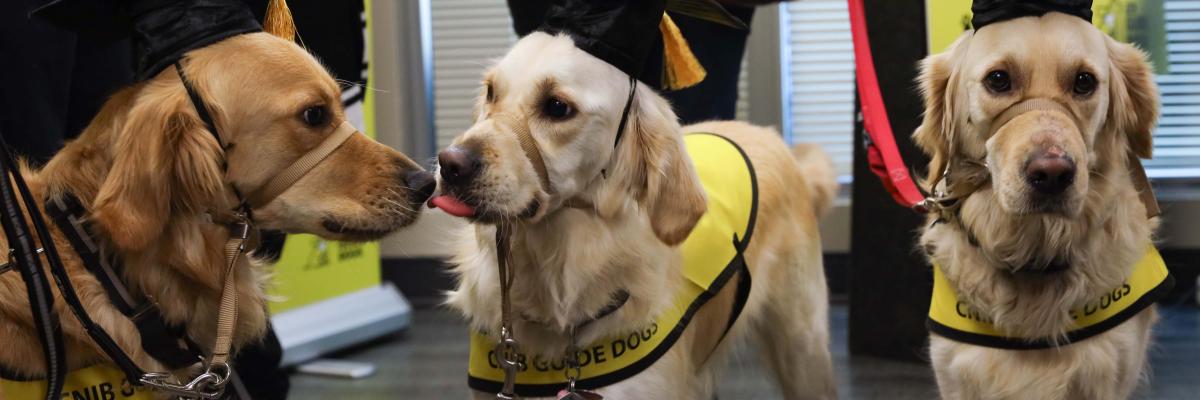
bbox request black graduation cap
[520,0,746,91]
[31,0,288,81]
[972,0,1093,30]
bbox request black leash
[0,73,216,395]
[174,61,255,221]
[0,135,150,391]
[0,132,66,400]
[46,194,204,370]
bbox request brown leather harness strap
[923,97,1160,222]
[210,217,252,367]
[988,98,1077,138]
[495,114,554,195]
[1128,153,1160,219]
[246,121,358,207]
[139,60,360,398]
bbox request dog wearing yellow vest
[913,11,1168,400]
[432,32,839,399]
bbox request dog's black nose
[438,146,480,185]
[405,170,436,200]
[1025,151,1076,195]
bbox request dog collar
[927,245,1174,350]
[521,290,631,334]
[467,133,758,397]
[173,61,359,214]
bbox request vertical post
[848,0,932,362]
[370,0,436,163]
[745,4,785,132]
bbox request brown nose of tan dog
[1025,150,1076,195]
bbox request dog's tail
[791,143,839,216]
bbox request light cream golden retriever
[0,32,433,390]
[914,13,1161,400]
[436,32,838,399]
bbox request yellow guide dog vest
[1,364,155,399]
[928,246,1174,349]
[467,133,759,397]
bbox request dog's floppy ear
[91,80,225,252]
[1105,37,1159,159]
[913,34,970,187]
[596,87,706,245]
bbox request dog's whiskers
[380,193,414,214]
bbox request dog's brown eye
[984,70,1011,93]
[485,84,495,103]
[542,97,573,120]
[1073,72,1097,96]
[301,106,327,127]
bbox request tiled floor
[288,305,1200,399]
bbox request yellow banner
[268,236,381,313]
[267,0,381,314]
[926,0,1131,54]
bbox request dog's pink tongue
[429,195,476,217]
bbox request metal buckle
[0,248,43,275]
[139,362,232,400]
[234,222,251,252]
[0,250,12,275]
[563,344,582,394]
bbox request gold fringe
[264,0,296,41]
[659,13,706,90]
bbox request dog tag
[557,389,603,400]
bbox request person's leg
[661,6,756,124]
[63,34,133,143]
[229,323,290,400]
[0,4,76,164]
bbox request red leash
[847,0,929,212]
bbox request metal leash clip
[495,326,524,399]
[231,214,252,252]
[559,344,585,400]
[139,361,231,400]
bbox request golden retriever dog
[0,32,433,388]
[914,13,1161,400]
[437,32,838,399]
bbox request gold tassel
[659,13,706,90]
[264,0,297,41]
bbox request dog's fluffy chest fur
[921,166,1152,340]
[448,208,682,357]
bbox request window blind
[782,0,856,181]
[430,0,516,149]
[1148,0,1200,179]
